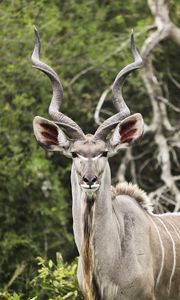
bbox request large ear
[109,113,144,155]
[33,116,71,156]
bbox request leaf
[48,260,53,269]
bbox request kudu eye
[102,151,108,157]
[72,152,78,158]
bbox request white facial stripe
[77,153,104,161]
[77,154,89,161]
[92,154,102,161]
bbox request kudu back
[32,27,180,300]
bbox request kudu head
[32,27,144,194]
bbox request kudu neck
[71,162,113,252]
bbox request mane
[113,182,153,213]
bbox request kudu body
[32,28,180,300]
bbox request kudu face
[71,136,108,193]
[32,27,144,196]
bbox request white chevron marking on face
[77,153,103,161]
[77,154,88,161]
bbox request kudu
[32,27,180,300]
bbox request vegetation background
[0,0,179,299]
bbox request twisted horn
[32,26,85,140]
[94,32,143,140]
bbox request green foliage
[0,254,83,300]
[0,292,20,300]
[30,253,83,299]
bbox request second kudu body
[32,28,180,300]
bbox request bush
[30,253,83,300]
[0,254,83,300]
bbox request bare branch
[5,261,27,289]
[116,149,132,182]
[157,96,180,113]
[174,176,180,181]
[69,31,147,90]
[92,0,180,213]
[148,185,167,201]
[168,72,180,90]
[155,132,180,211]
[169,146,180,168]
[68,66,94,87]
[94,86,111,125]
[168,131,180,148]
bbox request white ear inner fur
[110,113,144,147]
[57,130,69,148]
[110,124,121,146]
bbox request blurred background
[0,0,179,299]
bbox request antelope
[32,27,180,300]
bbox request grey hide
[71,161,180,300]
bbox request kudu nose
[83,175,97,187]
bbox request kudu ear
[109,113,144,155]
[33,116,71,157]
